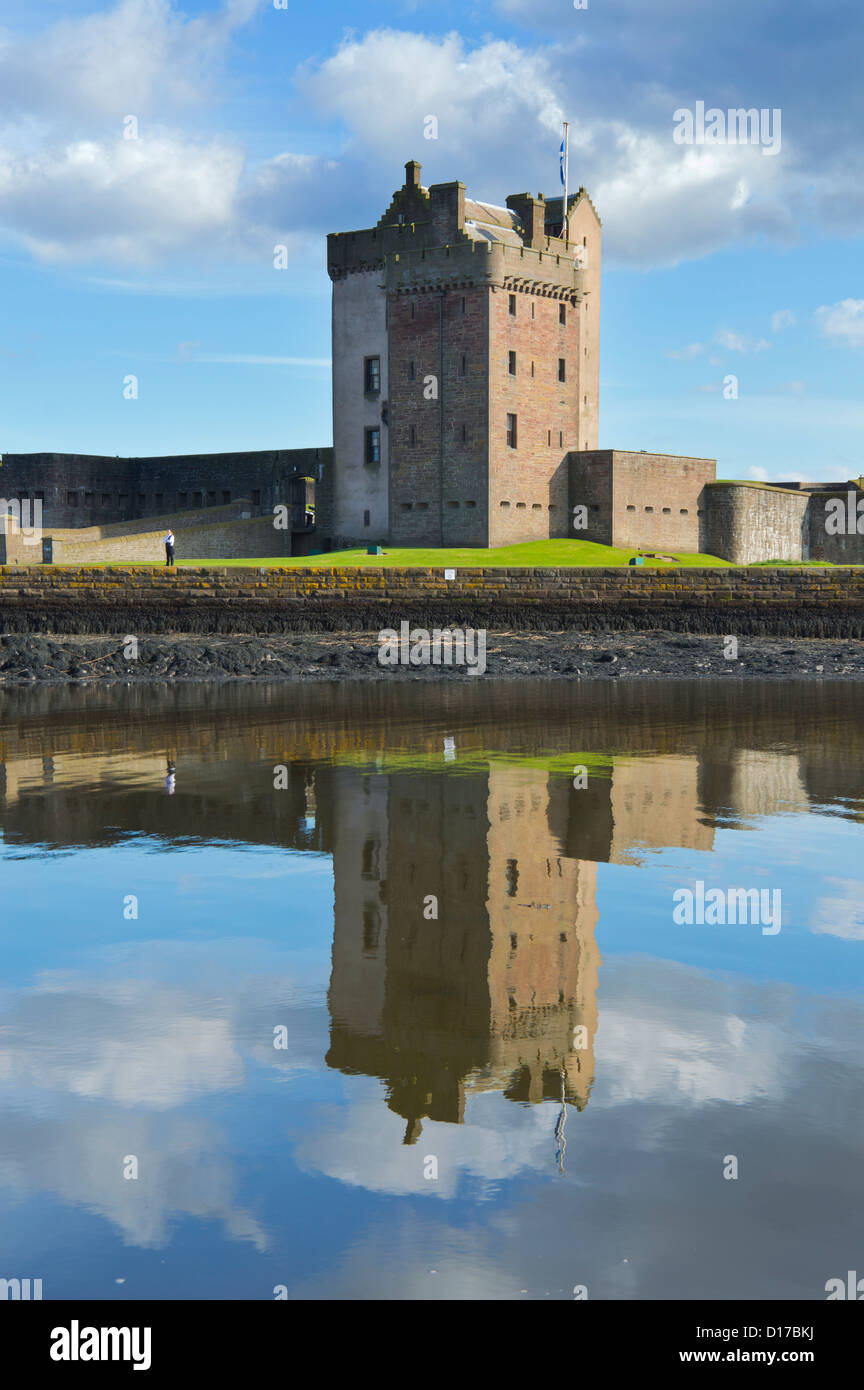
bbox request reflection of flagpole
[561,121,570,245]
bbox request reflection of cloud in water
[812,878,864,940]
[0,981,243,1109]
[0,964,329,1252]
[294,1085,581,1197]
[0,1105,267,1251]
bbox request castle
[1,158,862,565]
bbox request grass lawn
[168,539,733,569]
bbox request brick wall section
[488,287,576,547]
[569,451,716,551]
[1,566,863,637]
[388,286,490,546]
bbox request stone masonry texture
[1,566,863,637]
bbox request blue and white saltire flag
[559,136,567,187]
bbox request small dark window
[207,490,216,506]
[410,425,416,446]
[462,424,467,443]
[365,427,381,465]
[67,491,78,507]
[364,356,381,393]
[178,492,187,507]
[192,491,203,508]
[506,413,517,449]
[363,509,371,527]
[680,508,689,515]
[251,490,261,507]
[559,303,567,326]
[222,490,231,505]
[531,302,535,320]
[362,905,381,954]
[662,507,671,514]
[559,431,563,447]
[118,494,128,509]
[465,500,476,508]
[155,493,164,510]
[509,293,517,317]
[531,361,535,378]
[460,354,467,376]
[361,838,380,880]
[547,429,552,446]
[558,358,566,382]
[645,506,654,514]
[410,302,416,319]
[102,493,112,507]
[509,350,516,376]
[461,296,466,314]
[409,360,416,381]
[626,505,636,512]
[84,491,93,506]
[35,491,45,503]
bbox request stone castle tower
[327,160,601,549]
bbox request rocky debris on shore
[3,631,864,684]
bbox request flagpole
[562,120,569,245]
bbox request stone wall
[1,565,863,636]
[0,448,329,530]
[488,284,575,548]
[807,488,864,565]
[568,450,715,551]
[705,482,810,564]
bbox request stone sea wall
[0,565,863,636]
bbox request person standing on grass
[164,529,175,567]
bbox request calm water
[1,680,862,1301]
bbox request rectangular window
[461,296,466,315]
[531,361,535,378]
[222,490,231,505]
[137,493,146,509]
[559,303,567,326]
[558,358,566,382]
[409,360,416,381]
[365,427,381,464]
[363,509,371,527]
[410,302,416,320]
[506,413,518,449]
[547,429,552,446]
[460,354,467,377]
[508,350,516,376]
[207,490,216,506]
[192,491,203,508]
[118,494,128,509]
[102,493,112,507]
[251,490,261,507]
[531,302,535,320]
[410,425,416,446]
[461,424,467,443]
[364,356,381,394]
[178,492,187,507]
[155,493,164,511]
[84,491,93,507]
[559,431,563,447]
[509,293,517,317]
[67,491,78,507]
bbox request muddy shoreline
[3,630,864,684]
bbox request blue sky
[1,0,862,478]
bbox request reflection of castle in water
[326,752,730,1140]
[2,681,862,1140]
[327,764,601,1141]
